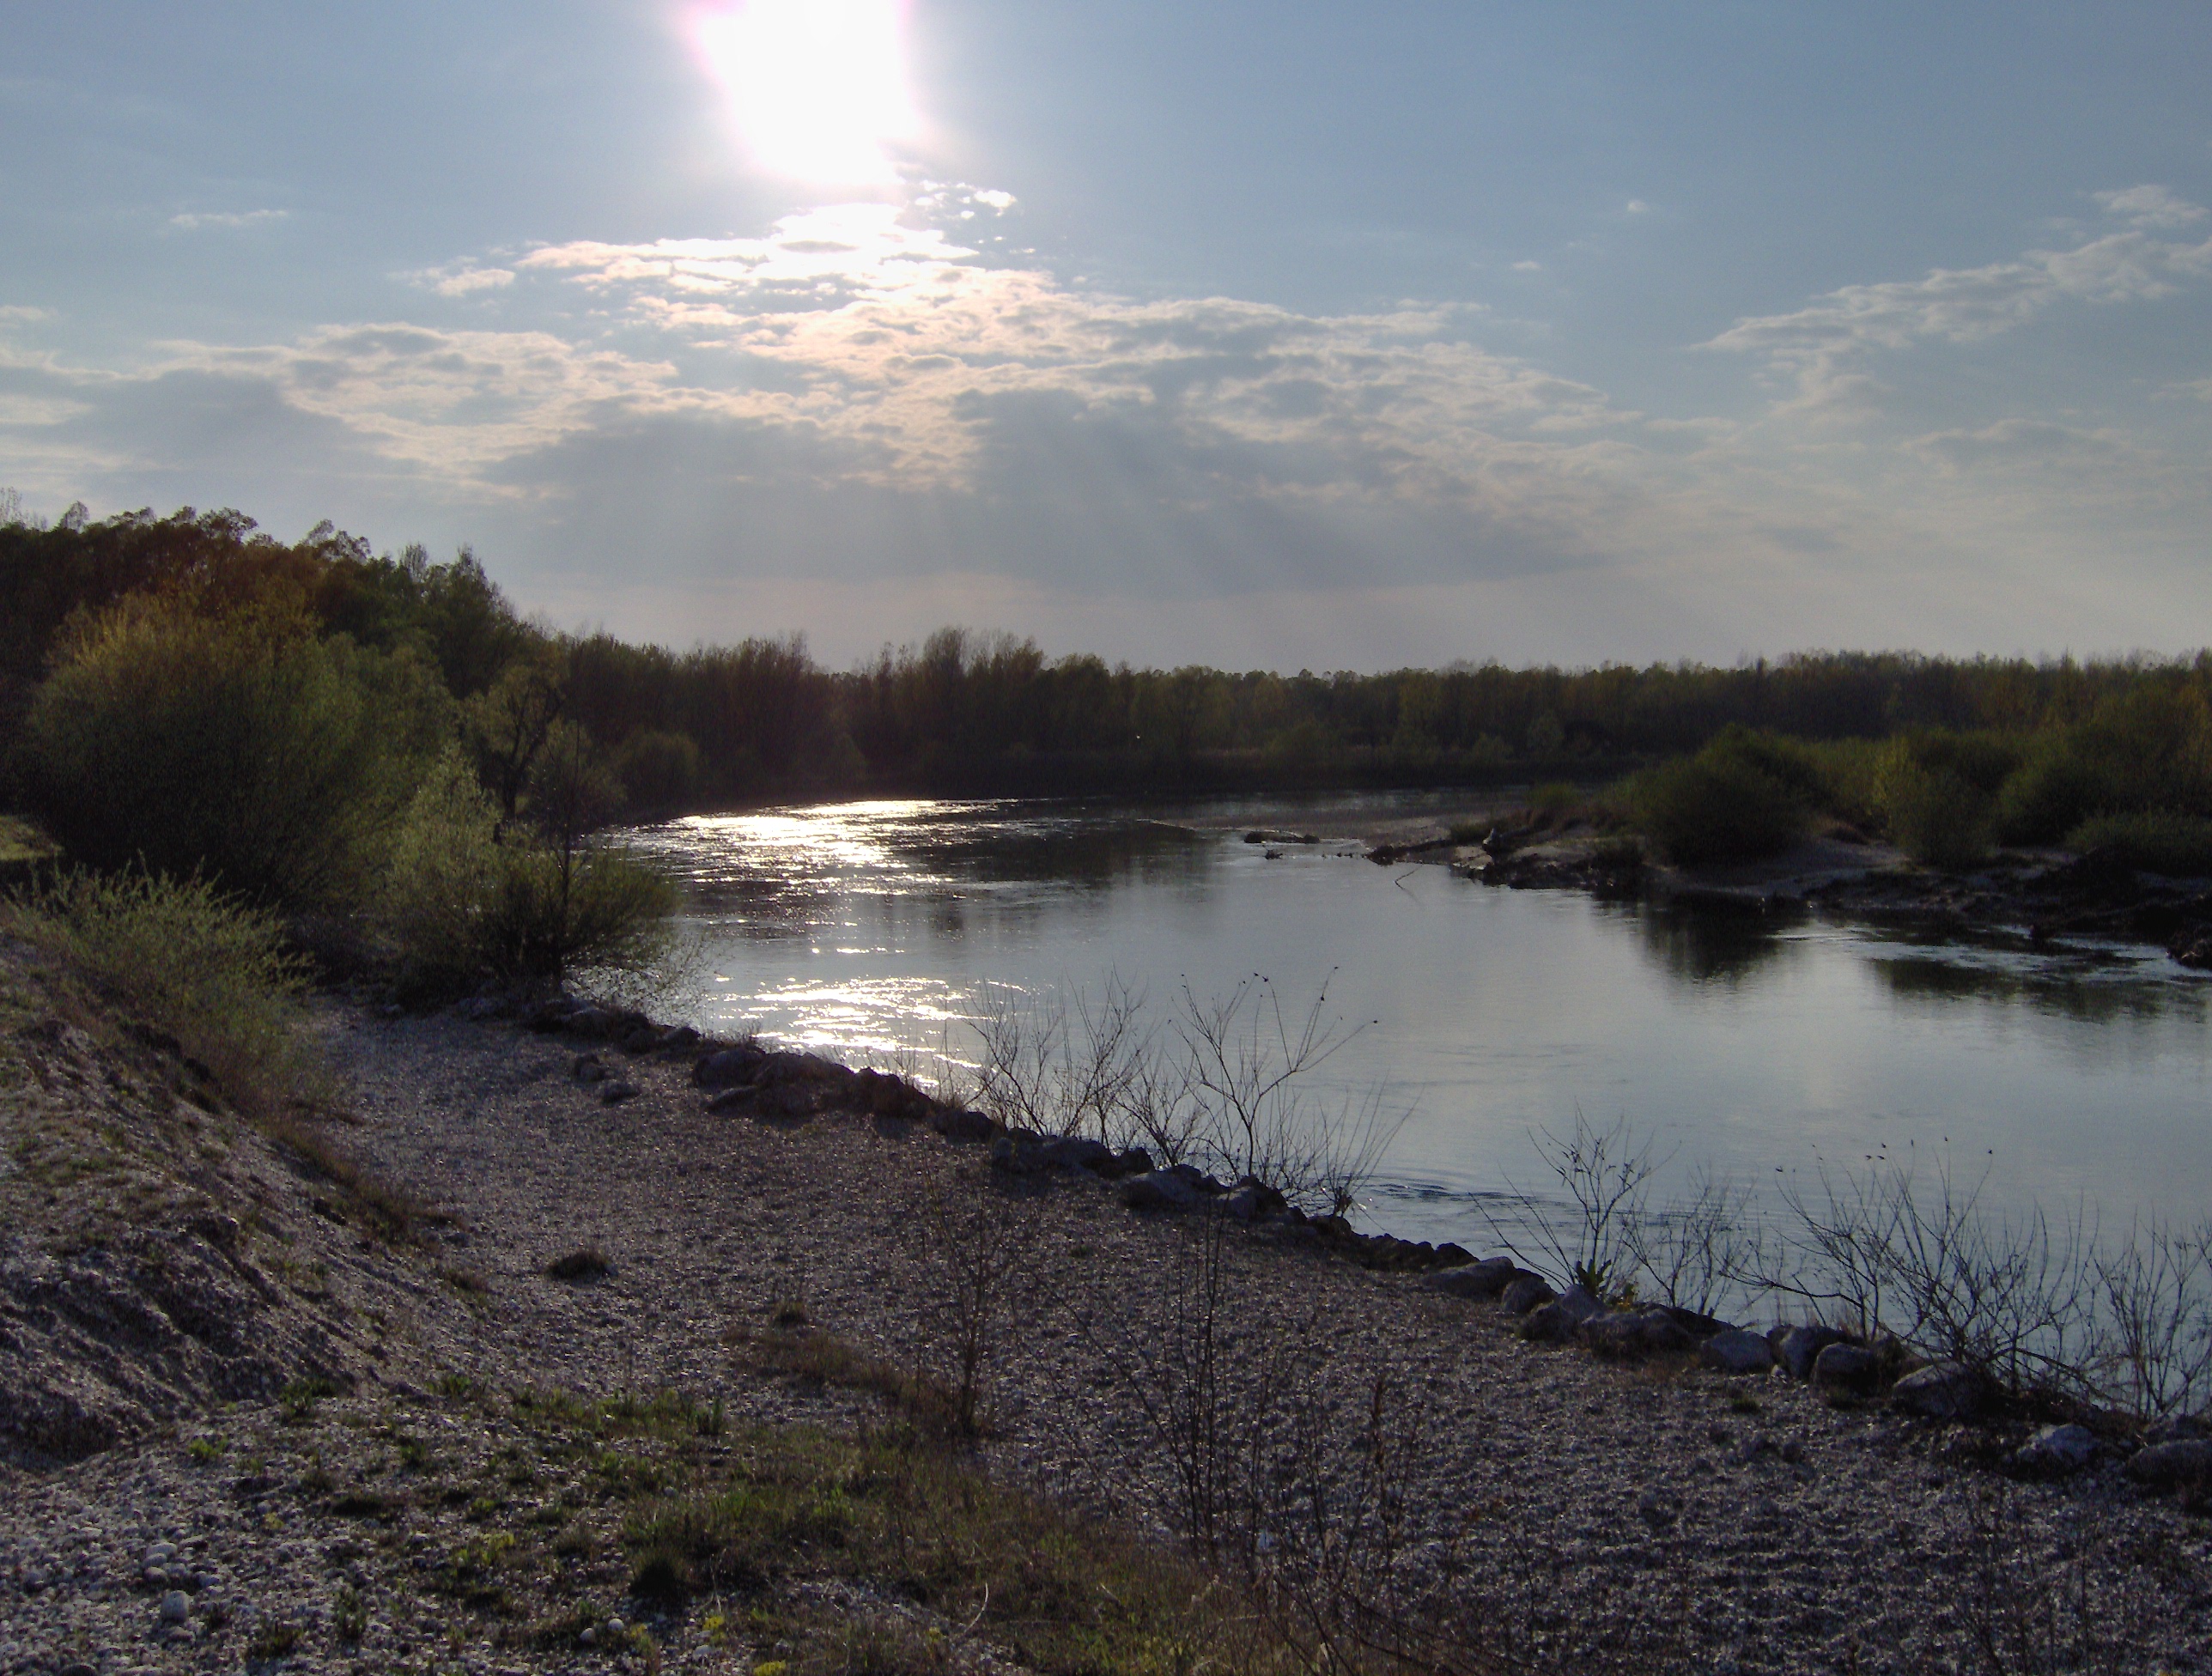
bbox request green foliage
[611,728,703,812]
[20,591,441,910]
[1873,732,2021,870]
[380,745,677,994]
[2069,811,2212,876]
[6,869,317,1117]
[1628,732,1808,864]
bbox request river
[617,793,2212,1250]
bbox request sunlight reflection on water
[619,795,2212,1248]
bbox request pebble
[159,1589,190,1623]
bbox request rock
[525,995,585,1030]
[2126,1438,2212,1491]
[854,1067,933,1121]
[1653,1304,1731,1340]
[1433,1242,1474,1266]
[693,1045,769,1089]
[1581,1307,1696,1360]
[1701,1328,1777,1375]
[60,1662,98,1676]
[619,1023,665,1054]
[561,1005,619,1038]
[572,1054,608,1084]
[1100,1146,1156,1180]
[1422,1257,1520,1300]
[1771,1324,1847,1381]
[2014,1423,2098,1476]
[599,1081,639,1105]
[1810,1342,1882,1400]
[659,1024,701,1053]
[1522,1285,1603,1343]
[457,994,508,1022]
[1224,1187,1266,1222]
[1498,1273,1557,1315]
[1122,1168,1212,1211]
[928,1108,995,1142]
[1890,1360,1992,1420]
[160,1589,190,1623]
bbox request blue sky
[3,2,2209,666]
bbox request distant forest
[5,505,2206,814]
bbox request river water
[617,794,2212,1249]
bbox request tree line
[6,503,2207,818]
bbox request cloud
[167,210,288,231]
[406,264,517,297]
[2094,185,2208,229]
[1706,191,2212,412]
[1910,417,2129,474]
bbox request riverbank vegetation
[11,502,2212,828]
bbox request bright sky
[3,2,2209,668]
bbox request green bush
[1628,750,1806,865]
[2068,811,2212,876]
[1874,734,2008,869]
[20,592,441,910]
[1994,742,2114,845]
[1880,760,1993,870]
[380,747,678,995]
[8,869,317,1116]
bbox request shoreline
[9,974,2212,1672]
[1365,823,2212,970]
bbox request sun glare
[690,0,920,186]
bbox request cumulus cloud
[2094,185,2208,229]
[1706,190,2212,412]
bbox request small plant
[246,1618,303,1659]
[546,1246,611,1282]
[279,1375,337,1424]
[333,1585,368,1643]
[185,1436,221,1465]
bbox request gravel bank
[4,999,2208,1673]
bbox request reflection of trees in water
[1871,952,2203,1025]
[904,819,1211,892]
[1629,902,1802,987]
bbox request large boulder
[1889,1360,1993,1420]
[1422,1257,1520,1300]
[1498,1273,1557,1315]
[1581,1307,1695,1361]
[1701,1328,1777,1375]
[1810,1342,1882,1400]
[1123,1167,1218,1211]
[694,1045,770,1089]
[928,1108,996,1143]
[1771,1323,1847,1381]
[2125,1438,2212,1491]
[1520,1285,1604,1344]
[2014,1424,2098,1477]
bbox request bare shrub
[970,973,1148,1143]
[1486,1113,1662,1299]
[2090,1219,2212,1419]
[1629,1164,1768,1319]
[1754,1154,2097,1399]
[1177,974,1407,1215]
[904,1179,1042,1435]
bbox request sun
[690,0,921,186]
